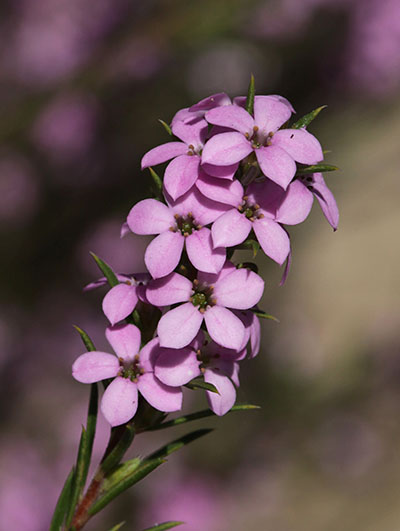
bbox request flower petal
[253,217,290,265]
[155,347,201,386]
[254,96,292,133]
[201,162,238,180]
[204,369,236,416]
[158,302,203,349]
[127,199,174,235]
[168,186,229,226]
[214,268,264,309]
[141,142,187,169]
[271,129,323,164]
[146,272,193,307]
[205,105,254,135]
[106,323,141,361]
[186,228,225,274]
[101,377,138,426]
[171,118,208,148]
[145,231,184,279]
[196,174,243,206]
[164,155,201,201]
[275,179,314,225]
[211,209,251,248]
[308,173,339,230]
[138,337,160,372]
[102,283,138,326]
[204,306,245,350]
[201,132,253,166]
[256,145,296,190]
[137,372,182,412]
[190,92,231,112]
[72,352,119,383]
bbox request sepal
[292,105,327,129]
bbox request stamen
[193,279,199,286]
[253,125,259,132]
[188,144,195,150]
[199,308,206,314]
[244,132,250,139]
[174,214,179,219]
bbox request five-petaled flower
[146,261,264,350]
[202,96,323,190]
[72,324,182,426]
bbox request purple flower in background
[0,154,40,226]
[146,261,264,350]
[202,97,323,189]
[211,178,313,265]
[127,188,228,278]
[31,94,98,161]
[72,324,182,426]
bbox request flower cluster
[72,89,338,426]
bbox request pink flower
[235,310,261,358]
[141,118,208,201]
[127,188,228,279]
[72,324,182,426]
[202,97,323,189]
[170,93,232,129]
[84,273,150,326]
[146,261,264,350]
[211,178,313,265]
[298,172,339,230]
[155,330,245,416]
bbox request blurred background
[0,0,400,529]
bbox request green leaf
[158,119,173,136]
[108,522,126,531]
[292,105,327,129]
[73,325,96,351]
[90,252,119,288]
[89,458,165,516]
[147,429,213,460]
[102,458,141,492]
[49,467,75,531]
[253,310,280,323]
[148,167,163,198]
[245,74,255,115]
[296,163,339,175]
[185,378,219,394]
[150,404,261,431]
[142,522,184,531]
[101,424,136,475]
[66,383,98,526]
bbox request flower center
[187,143,202,156]
[244,126,274,149]
[190,279,217,313]
[195,345,220,372]
[118,354,144,382]
[237,196,264,222]
[170,212,202,237]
